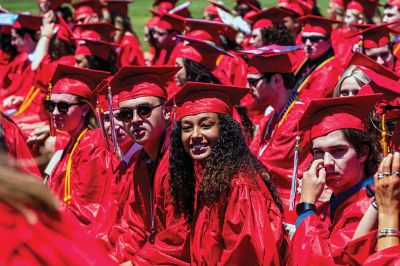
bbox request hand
[374,152,400,216]
[26,125,51,146]
[3,95,23,108]
[300,159,326,204]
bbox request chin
[189,151,212,161]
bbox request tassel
[96,103,110,152]
[380,113,388,156]
[47,82,57,136]
[108,86,123,160]
[289,133,302,211]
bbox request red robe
[0,202,116,265]
[364,245,400,265]
[48,129,115,237]
[191,163,286,265]
[216,51,248,86]
[1,113,41,178]
[289,177,374,265]
[116,32,145,67]
[331,26,360,68]
[108,130,190,265]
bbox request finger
[308,159,324,176]
[375,157,387,183]
[392,152,400,177]
[318,167,326,184]
[382,154,393,177]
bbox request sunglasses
[247,75,265,87]
[44,100,83,115]
[301,35,329,43]
[116,103,163,122]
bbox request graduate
[169,82,287,265]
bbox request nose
[376,56,385,65]
[192,126,202,139]
[131,109,142,124]
[305,38,312,46]
[323,152,334,168]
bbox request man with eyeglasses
[71,0,102,25]
[106,66,190,265]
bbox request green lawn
[1,0,328,51]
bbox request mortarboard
[106,0,132,17]
[109,66,180,102]
[300,15,341,35]
[12,14,42,31]
[72,0,103,22]
[154,11,185,32]
[75,38,118,60]
[346,0,381,17]
[73,21,117,42]
[388,0,400,8]
[184,18,227,44]
[347,23,400,49]
[170,81,250,120]
[247,52,293,74]
[248,6,296,30]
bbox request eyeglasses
[247,75,265,87]
[44,100,83,115]
[301,35,329,43]
[116,103,163,122]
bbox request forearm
[353,204,378,239]
[31,35,51,71]
[377,211,399,251]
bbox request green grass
[1,0,328,51]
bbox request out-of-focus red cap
[170,81,250,121]
[279,0,312,16]
[37,0,71,10]
[248,6,296,30]
[50,64,110,101]
[330,0,349,8]
[247,52,293,74]
[153,0,178,9]
[72,0,103,22]
[154,11,185,32]
[73,22,117,42]
[75,38,117,60]
[0,25,12,35]
[184,18,228,45]
[55,15,74,44]
[204,3,219,17]
[347,23,400,49]
[110,66,180,102]
[176,35,232,70]
[300,15,341,35]
[207,0,233,14]
[299,94,382,140]
[388,0,400,8]
[346,0,381,17]
[146,12,160,27]
[106,0,132,17]
[12,14,42,31]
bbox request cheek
[181,133,191,153]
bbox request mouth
[190,143,209,154]
[132,127,146,139]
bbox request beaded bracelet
[377,228,399,239]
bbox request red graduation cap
[54,15,74,44]
[72,0,103,22]
[146,13,160,27]
[50,64,110,101]
[330,0,350,8]
[298,94,382,140]
[73,22,117,42]
[176,35,232,70]
[184,18,228,45]
[248,6,295,30]
[346,0,381,17]
[95,77,119,111]
[0,25,12,36]
[109,66,180,102]
[12,14,42,31]
[75,38,117,60]
[279,0,312,16]
[347,23,400,49]
[300,15,341,35]
[247,52,293,74]
[155,11,185,32]
[170,81,250,120]
[204,3,219,17]
[153,0,178,9]
[388,0,400,8]
[207,0,233,14]
[106,0,132,17]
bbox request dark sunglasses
[247,75,265,87]
[116,103,163,122]
[301,35,329,43]
[44,100,83,114]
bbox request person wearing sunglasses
[168,82,286,265]
[105,66,190,265]
[45,64,117,237]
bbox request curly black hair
[183,58,222,84]
[260,24,295,46]
[169,114,283,222]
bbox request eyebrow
[312,144,348,150]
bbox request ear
[272,73,284,86]
[359,145,369,163]
[81,104,90,116]
[162,105,171,121]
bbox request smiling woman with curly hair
[169,82,286,265]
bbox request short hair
[332,65,371,97]
[260,24,295,46]
[263,72,296,90]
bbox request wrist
[300,196,317,204]
[40,34,52,39]
[296,201,316,216]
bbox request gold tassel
[47,82,57,136]
[380,114,388,157]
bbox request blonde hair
[333,65,371,97]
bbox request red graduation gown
[48,129,115,236]
[191,164,286,265]
[290,177,374,265]
[0,202,116,266]
[116,32,145,67]
[364,245,400,265]
[1,113,41,178]
[216,51,248,86]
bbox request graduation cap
[105,0,132,17]
[347,22,400,49]
[279,0,312,16]
[12,14,42,31]
[73,21,117,42]
[184,18,228,45]
[75,38,118,60]
[170,81,250,121]
[168,1,192,18]
[154,11,185,32]
[37,0,71,11]
[55,15,74,44]
[109,66,180,102]
[153,0,178,10]
[247,6,295,30]
[388,0,400,8]
[247,52,293,74]
[72,0,103,22]
[176,35,232,70]
[346,0,382,17]
[298,94,382,140]
[50,64,110,100]
[300,15,341,35]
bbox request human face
[11,29,26,53]
[104,110,133,150]
[383,6,400,26]
[119,96,167,147]
[153,27,174,49]
[49,93,88,133]
[344,9,365,26]
[175,58,188,86]
[339,76,361,97]
[181,112,220,161]
[302,32,331,60]
[311,130,367,195]
[74,54,89,69]
[247,73,270,104]
[365,45,395,70]
[250,28,263,48]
